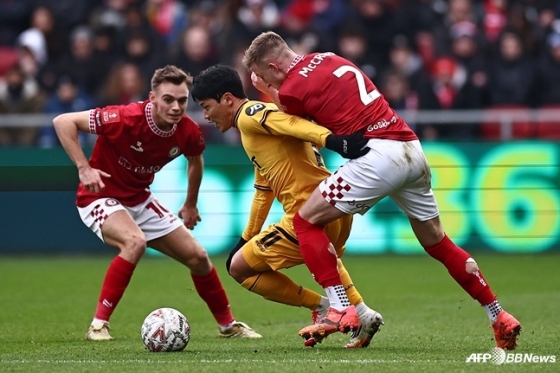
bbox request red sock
[191,267,234,326]
[293,212,341,287]
[424,235,496,305]
[94,255,136,322]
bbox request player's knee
[186,249,211,272]
[228,261,246,284]
[120,234,147,262]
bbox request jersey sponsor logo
[297,52,335,78]
[130,141,144,152]
[367,115,397,131]
[118,156,162,174]
[102,109,120,124]
[95,112,102,127]
[347,199,371,212]
[245,103,266,116]
[105,199,120,207]
[168,146,180,158]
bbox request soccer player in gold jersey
[191,65,383,348]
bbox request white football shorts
[319,139,440,221]
[77,193,184,242]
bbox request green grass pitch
[0,253,558,373]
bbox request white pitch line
[1,359,460,364]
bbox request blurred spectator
[122,29,166,88]
[238,0,280,36]
[535,32,560,106]
[37,75,95,148]
[33,0,93,29]
[486,30,536,106]
[16,28,48,78]
[145,0,187,46]
[431,0,478,56]
[417,56,481,139]
[121,3,165,54]
[380,68,419,131]
[171,25,220,77]
[343,0,398,72]
[92,26,120,69]
[98,62,146,106]
[50,26,108,96]
[0,65,44,146]
[30,6,67,61]
[311,0,347,33]
[482,0,508,45]
[385,34,427,93]
[506,2,539,57]
[274,1,334,54]
[335,24,376,80]
[449,21,488,92]
[89,0,129,31]
[533,0,559,48]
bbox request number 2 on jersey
[333,65,380,106]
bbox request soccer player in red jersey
[242,32,521,350]
[53,65,261,341]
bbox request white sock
[219,320,237,332]
[325,285,350,311]
[92,318,108,325]
[314,296,330,313]
[354,302,369,318]
[484,299,503,323]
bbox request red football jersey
[278,53,418,141]
[76,101,205,207]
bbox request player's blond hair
[242,31,289,69]
[151,65,193,91]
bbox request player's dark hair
[151,65,193,91]
[191,65,247,102]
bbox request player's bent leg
[80,208,144,341]
[409,216,521,349]
[150,226,261,338]
[337,259,384,348]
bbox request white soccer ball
[141,307,190,352]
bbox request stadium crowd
[0,0,559,146]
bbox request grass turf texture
[0,254,558,373]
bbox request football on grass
[141,307,190,352]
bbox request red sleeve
[278,90,307,117]
[88,106,124,136]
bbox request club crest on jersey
[245,103,265,116]
[168,146,180,158]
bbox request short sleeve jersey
[278,53,418,141]
[76,101,205,207]
[235,101,331,220]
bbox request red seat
[481,105,533,140]
[535,105,560,140]
[0,47,18,77]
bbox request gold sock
[338,259,364,306]
[241,270,322,310]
